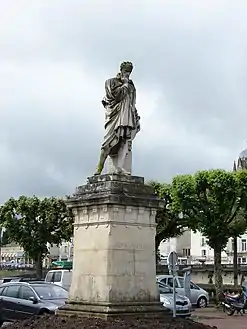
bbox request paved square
[194,308,246,329]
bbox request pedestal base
[57,300,168,319]
[59,174,165,320]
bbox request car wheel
[197,296,207,308]
[39,309,50,315]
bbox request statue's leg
[94,148,108,175]
[124,141,132,175]
[108,139,122,174]
[108,155,118,174]
[117,141,127,174]
[114,140,131,175]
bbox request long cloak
[101,76,140,156]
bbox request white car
[45,269,72,291]
[156,275,209,308]
[157,281,192,317]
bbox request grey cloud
[0,0,247,202]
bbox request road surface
[194,308,247,329]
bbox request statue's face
[121,70,131,79]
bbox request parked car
[45,269,72,291]
[0,277,20,284]
[156,275,209,308]
[0,261,32,270]
[0,281,68,325]
[157,281,192,317]
[10,277,44,283]
[0,274,41,285]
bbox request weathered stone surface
[67,174,163,209]
[87,174,144,184]
[58,174,164,318]
[94,61,140,176]
[58,300,167,319]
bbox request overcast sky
[0,0,247,203]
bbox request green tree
[228,210,247,286]
[0,196,73,279]
[172,169,247,302]
[149,181,188,262]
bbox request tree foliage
[171,169,247,300]
[149,181,188,260]
[0,196,74,278]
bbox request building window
[231,239,234,252]
[64,246,68,254]
[238,257,242,264]
[182,248,190,257]
[201,250,206,257]
[201,238,205,247]
[242,239,247,252]
[242,257,246,264]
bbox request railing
[156,263,247,274]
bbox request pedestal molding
[74,220,156,228]
[57,300,167,319]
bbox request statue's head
[119,61,133,79]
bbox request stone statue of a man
[94,61,140,175]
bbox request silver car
[157,282,192,317]
[156,275,209,308]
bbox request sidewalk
[191,307,247,329]
[191,307,226,320]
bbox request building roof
[239,149,247,158]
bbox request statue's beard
[116,72,131,81]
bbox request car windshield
[158,283,172,294]
[33,284,68,300]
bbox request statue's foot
[116,167,131,175]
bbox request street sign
[168,251,178,267]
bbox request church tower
[233,148,247,171]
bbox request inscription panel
[113,242,146,250]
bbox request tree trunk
[155,237,161,264]
[34,253,43,280]
[0,227,2,264]
[214,246,223,304]
[233,236,238,286]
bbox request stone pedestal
[57,174,165,318]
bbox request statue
[94,61,140,175]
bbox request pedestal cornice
[66,174,164,209]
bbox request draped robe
[101,76,140,157]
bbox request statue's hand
[122,78,129,85]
